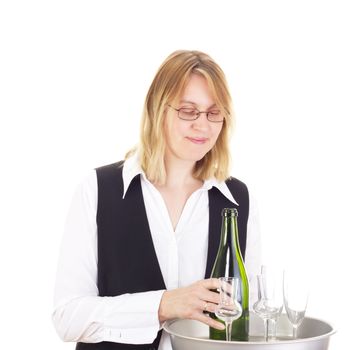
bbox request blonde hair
[126,50,234,185]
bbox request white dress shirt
[52,154,261,349]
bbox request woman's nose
[192,112,210,131]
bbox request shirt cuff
[101,290,166,344]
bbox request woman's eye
[181,109,197,116]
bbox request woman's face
[164,74,223,165]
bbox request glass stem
[263,319,268,342]
[268,318,277,340]
[293,325,298,339]
[226,321,232,341]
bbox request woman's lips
[186,137,208,144]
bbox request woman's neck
[160,157,201,189]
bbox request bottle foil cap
[221,208,238,217]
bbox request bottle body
[209,208,249,341]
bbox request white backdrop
[1,1,349,348]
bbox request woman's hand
[158,278,225,330]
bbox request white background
[0,0,349,348]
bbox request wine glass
[253,266,283,341]
[283,269,309,339]
[215,277,242,341]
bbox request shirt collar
[122,152,145,198]
[122,152,239,206]
[202,178,239,206]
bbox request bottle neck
[220,215,240,252]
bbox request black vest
[76,161,249,350]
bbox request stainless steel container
[164,313,335,350]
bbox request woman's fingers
[200,278,220,291]
[202,301,217,313]
[196,311,225,330]
[158,278,223,326]
[199,288,220,305]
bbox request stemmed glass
[253,266,283,341]
[215,277,242,341]
[283,269,309,339]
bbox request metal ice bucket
[164,313,335,350]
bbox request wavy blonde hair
[126,50,234,185]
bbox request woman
[52,50,261,349]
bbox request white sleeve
[52,170,165,344]
[244,191,262,308]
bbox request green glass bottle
[209,208,249,341]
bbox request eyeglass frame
[167,104,226,123]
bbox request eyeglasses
[167,104,225,123]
